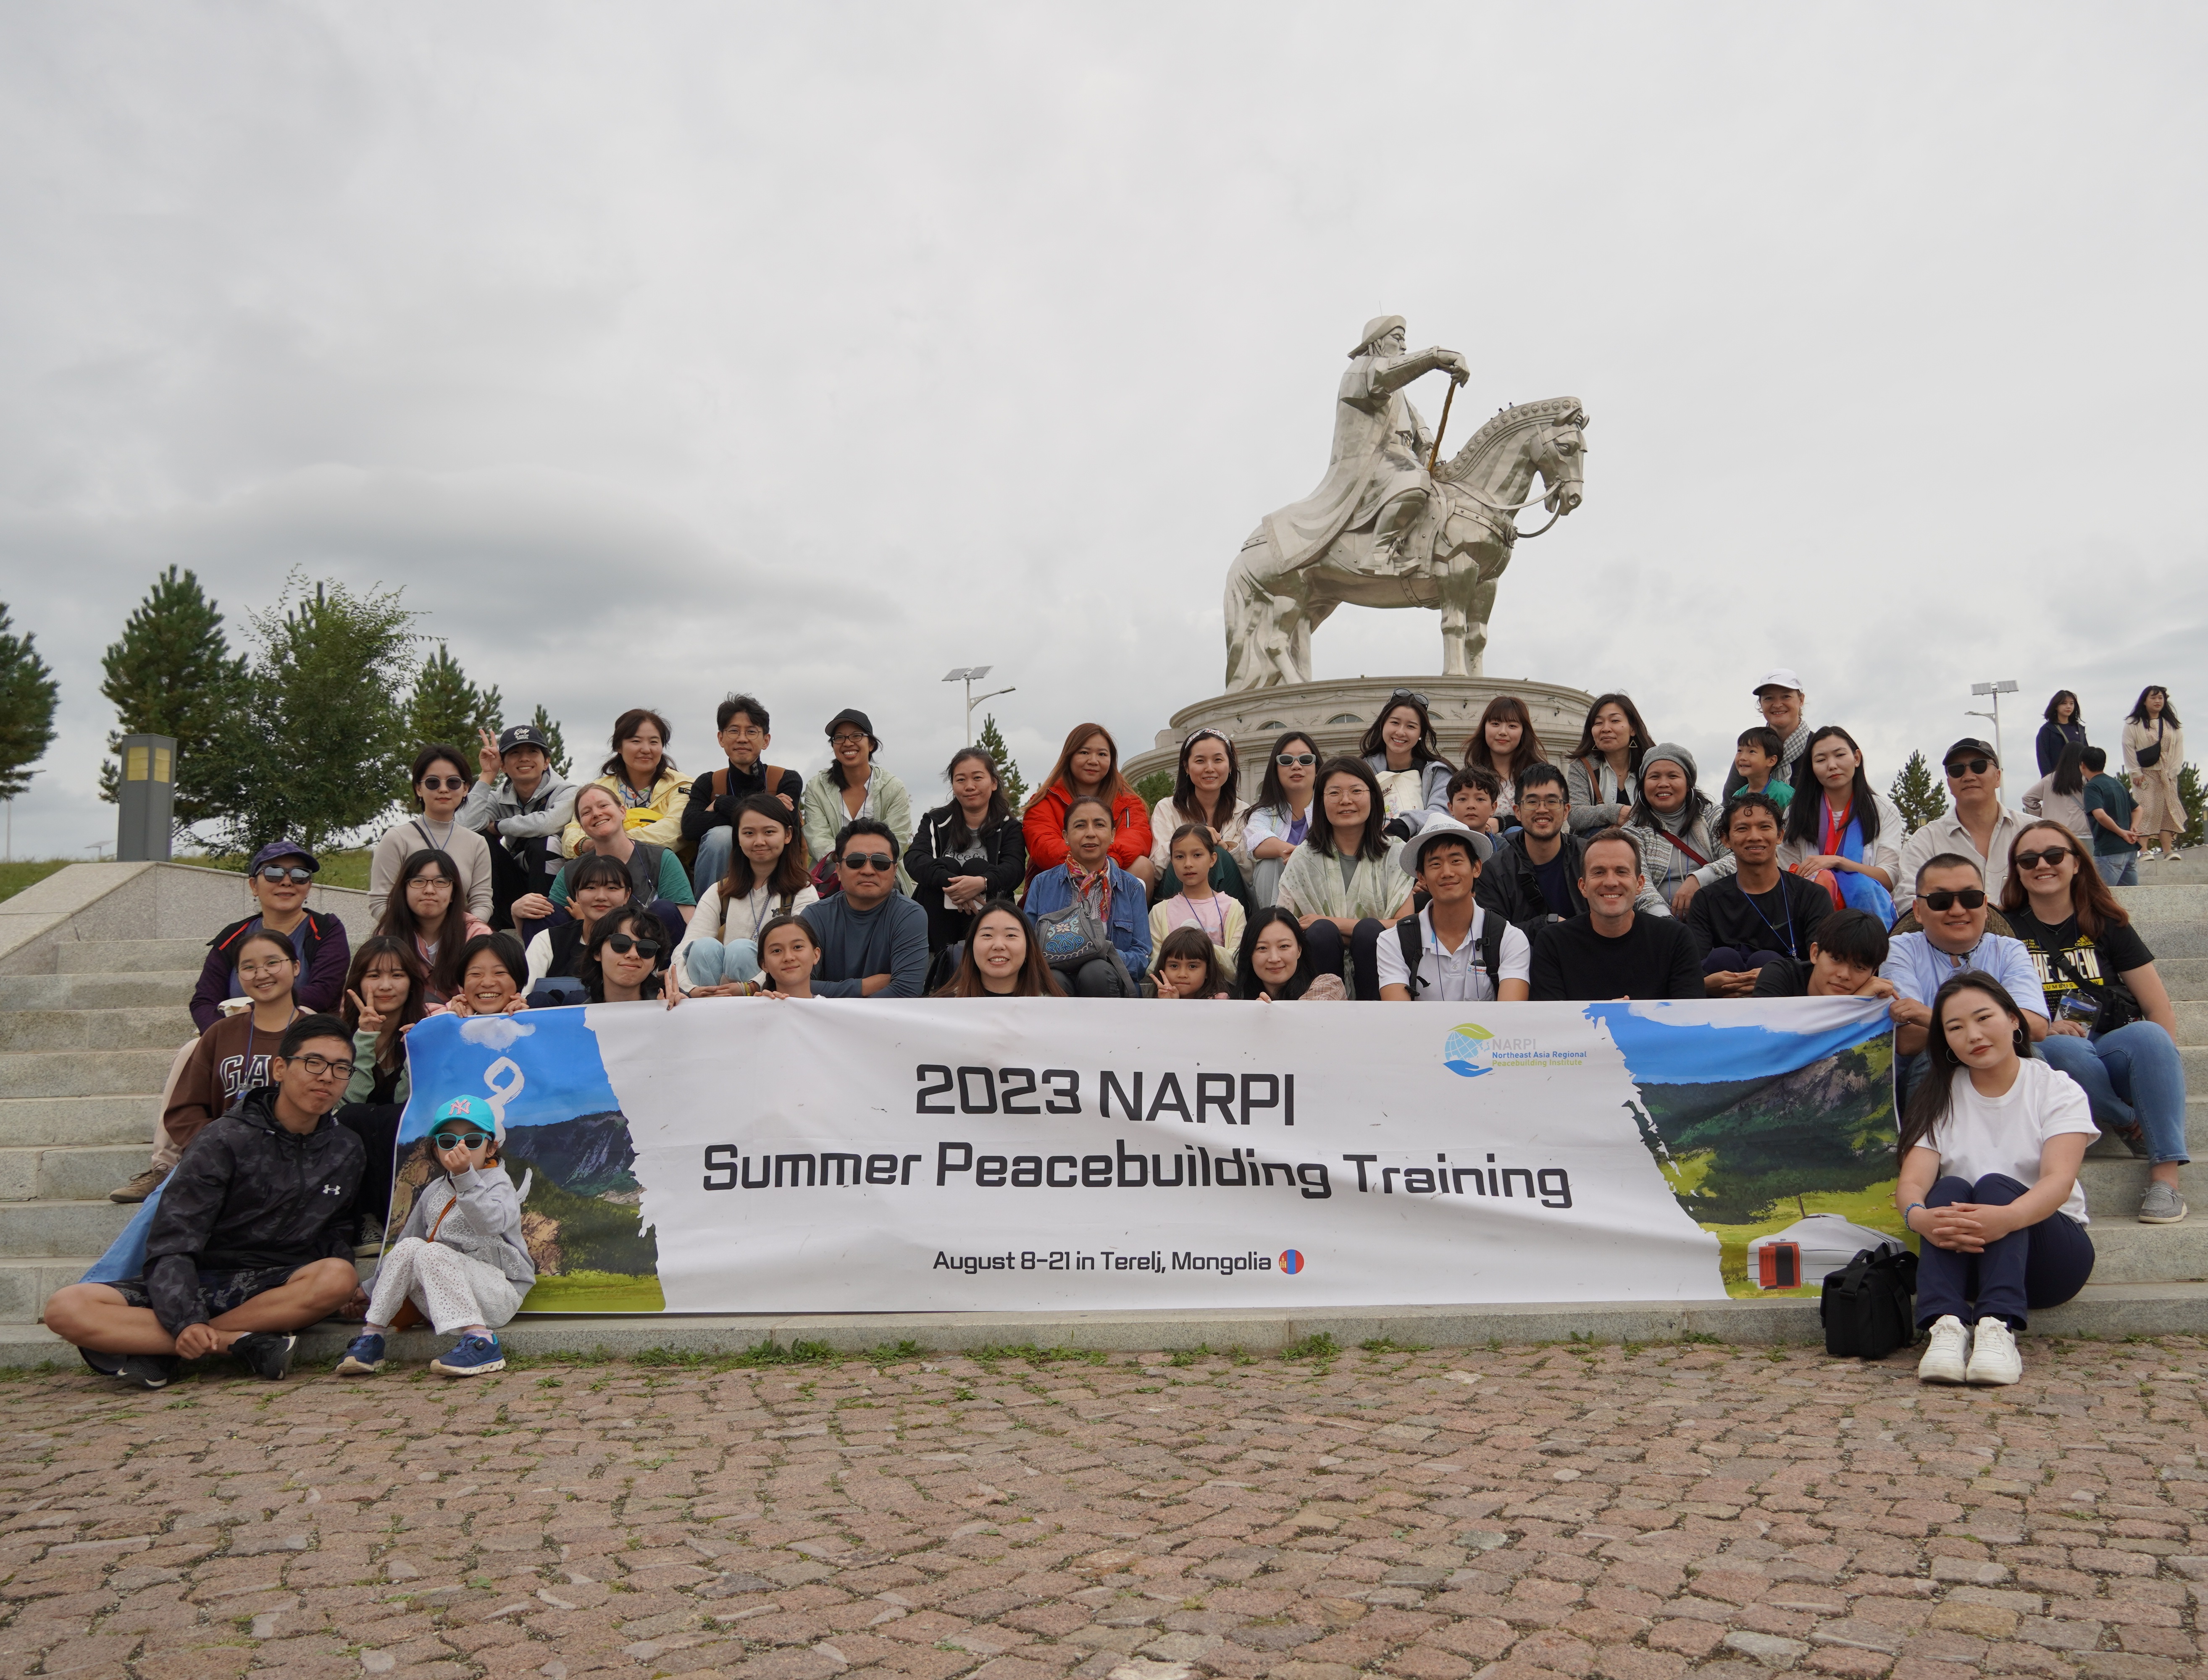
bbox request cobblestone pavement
[3,1334,2206,1680]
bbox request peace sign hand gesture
[347,987,384,1036]
[477,726,502,784]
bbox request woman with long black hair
[1460,694,1550,825]
[1233,907,1347,1002]
[2124,686,2185,862]
[376,850,492,1005]
[1780,724,1901,919]
[1276,757,1413,1000]
[1897,972,2096,1387]
[1564,692,1654,833]
[933,901,1065,998]
[1359,689,1452,834]
[2022,742,2092,846]
[1146,728,1250,902]
[1243,729,1320,907]
[2035,690,2088,777]
[908,748,1028,956]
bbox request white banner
[391,996,1900,1313]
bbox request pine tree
[406,643,504,760]
[1133,769,1174,809]
[0,603,60,802]
[977,713,1026,809]
[97,566,251,826]
[529,705,571,776]
[2177,760,2205,848]
[213,573,418,852]
[1888,750,1947,834]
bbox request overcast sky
[3,4,2203,858]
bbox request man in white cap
[1721,669,1813,802]
[1375,816,1532,1002]
[1263,317,1471,578]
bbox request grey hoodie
[377,1163,536,1290]
[457,771,579,841]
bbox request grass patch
[0,861,71,903]
[518,1271,666,1314]
[1360,1337,1430,1354]
[1280,1333,1339,1362]
[965,1343,1109,1367]
[631,1338,840,1371]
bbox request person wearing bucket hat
[338,1094,534,1380]
[1621,743,1726,914]
[803,708,915,894]
[1376,816,1531,1003]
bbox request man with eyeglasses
[1881,854,2050,1101]
[1894,738,2031,918]
[44,1014,368,1390]
[188,840,352,1031]
[1476,763,1670,940]
[797,819,930,998]
[679,694,804,897]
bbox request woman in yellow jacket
[560,707,694,858]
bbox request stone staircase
[0,858,2201,1352]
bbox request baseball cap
[498,724,552,755]
[1398,814,1494,878]
[1943,738,1999,769]
[824,708,880,747]
[432,1093,504,1146]
[1751,668,1803,695]
[248,839,318,874]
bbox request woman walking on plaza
[2123,687,2185,862]
[2036,690,2089,777]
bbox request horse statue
[1222,397,1588,691]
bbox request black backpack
[1395,913,1507,999]
[1819,1247,1919,1359]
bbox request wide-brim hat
[1398,814,1494,879]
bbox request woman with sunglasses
[1146,729,1251,903]
[188,840,351,1032]
[558,707,693,858]
[376,850,492,1005]
[1022,722,1157,890]
[2001,820,2189,1223]
[1461,695,1550,826]
[1564,693,1653,834]
[1243,730,1320,908]
[368,745,495,924]
[1359,690,1452,835]
[584,906,674,1006]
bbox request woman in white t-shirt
[1897,972,2097,1389]
[675,796,818,994]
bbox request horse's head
[1530,410,1588,517]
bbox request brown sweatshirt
[163,1010,299,1156]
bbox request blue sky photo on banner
[392,998,1900,1313]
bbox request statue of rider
[1262,315,1471,578]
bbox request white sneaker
[1965,1318,2023,1386]
[1918,1315,1969,1384]
[2142,848,2163,861]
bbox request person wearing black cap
[460,723,578,933]
[188,840,351,1032]
[802,709,914,893]
[1895,738,2031,917]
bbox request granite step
[2159,957,2208,1002]
[0,1006,193,1055]
[0,1050,179,1101]
[0,1262,100,1328]
[0,1145,150,1202]
[0,1096,158,1148]
[0,971,198,1012]
[0,1199,134,1258]
[53,939,209,976]
[2079,1219,2208,1285]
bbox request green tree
[977,713,1027,809]
[1888,749,1946,833]
[97,567,251,827]
[402,643,503,798]
[528,705,571,776]
[2177,760,2205,848]
[1132,769,1174,809]
[0,603,60,801]
[213,573,418,852]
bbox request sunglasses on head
[841,852,895,872]
[256,865,313,885]
[1275,752,1316,767]
[1921,887,1986,911]
[1388,689,1430,709]
[418,775,469,792]
[605,934,661,958]
[1945,757,1991,777]
[431,1130,491,1152]
[2014,847,2072,872]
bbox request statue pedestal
[1123,676,1599,800]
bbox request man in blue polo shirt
[1881,853,2049,1102]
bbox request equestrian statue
[1222,314,1588,691]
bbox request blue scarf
[1822,796,1895,925]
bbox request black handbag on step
[1820,1247,1918,1359]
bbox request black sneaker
[230,1332,296,1382]
[79,1347,177,1389]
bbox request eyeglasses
[2013,848,2071,872]
[1275,753,1316,767]
[289,1053,356,1079]
[831,733,870,748]
[407,876,454,892]
[841,852,896,872]
[1921,888,1986,911]
[1388,689,1430,708]
[256,865,313,885]
[605,934,662,958]
[431,1131,491,1152]
[1945,758,1991,777]
[419,776,469,792]
[1518,794,1567,809]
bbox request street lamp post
[942,666,1016,748]
[1967,680,2021,796]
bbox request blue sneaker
[336,1333,386,1376]
[430,1333,505,1377]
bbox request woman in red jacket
[1023,723,1157,889]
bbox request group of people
[47,672,2192,1391]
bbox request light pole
[942,666,1015,747]
[1967,680,2021,797]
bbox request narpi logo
[1443,1022,1496,1077]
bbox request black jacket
[681,761,806,847]
[1477,830,1588,938]
[142,1085,365,1335]
[905,806,1029,950]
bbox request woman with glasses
[1276,758,1414,1000]
[187,840,351,1033]
[1359,690,1453,835]
[2002,820,2189,1224]
[1146,729,1251,904]
[583,906,675,1006]
[559,708,693,859]
[1243,730,1321,908]
[369,745,495,924]
[2124,687,2186,863]
[1023,722,1157,890]
[1564,693,1654,834]
[803,708,915,892]
[1461,696,1551,827]
[549,783,695,948]
[376,851,493,1006]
